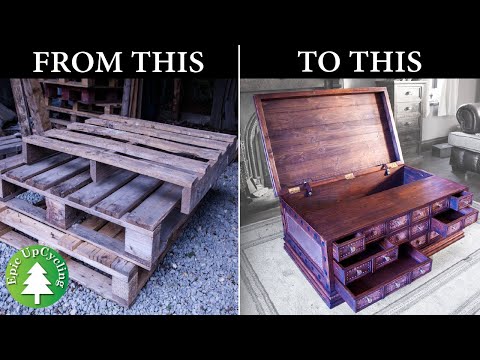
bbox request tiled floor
[407,151,480,202]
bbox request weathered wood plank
[124,183,182,231]
[0,154,24,174]
[90,161,116,182]
[68,122,221,161]
[98,222,123,238]
[24,136,198,188]
[22,142,57,164]
[10,79,31,136]
[26,158,90,190]
[99,113,237,143]
[46,198,82,229]
[95,176,162,219]
[45,129,209,174]
[68,169,137,208]
[86,118,229,151]
[80,216,108,231]
[49,171,92,197]
[0,230,35,249]
[21,79,51,135]
[58,234,82,251]
[6,153,74,182]
[69,223,151,269]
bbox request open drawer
[449,191,473,211]
[333,239,398,285]
[431,209,467,238]
[461,207,479,226]
[332,233,366,262]
[335,245,432,312]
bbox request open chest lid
[254,88,403,196]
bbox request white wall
[423,79,479,141]
[343,79,377,88]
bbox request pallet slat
[25,158,90,190]
[6,153,73,182]
[50,171,92,197]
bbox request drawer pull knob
[404,107,411,111]
[405,121,411,126]
[384,256,391,262]
[366,297,373,304]
[420,269,426,275]
[356,269,363,276]
[395,282,401,289]
[405,91,411,95]
[350,246,356,253]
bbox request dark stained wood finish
[254,88,401,193]
[255,88,478,313]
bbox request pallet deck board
[0,154,24,174]
[67,123,222,161]
[44,129,210,175]
[125,183,182,231]
[24,135,198,188]
[86,118,229,151]
[68,169,137,207]
[25,157,90,190]
[95,175,162,219]
[49,170,92,197]
[6,153,73,182]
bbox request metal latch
[382,162,399,176]
[304,181,313,197]
[288,186,301,195]
[345,173,355,180]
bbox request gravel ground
[0,162,238,315]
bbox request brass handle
[404,107,411,111]
[366,297,373,304]
[420,268,426,275]
[356,269,363,276]
[384,256,391,262]
[350,246,356,253]
[395,282,401,289]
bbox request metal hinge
[288,186,301,195]
[304,181,313,197]
[382,162,399,176]
[345,173,355,180]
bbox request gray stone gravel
[0,162,238,315]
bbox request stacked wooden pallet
[0,115,237,306]
[0,134,22,159]
[42,79,124,127]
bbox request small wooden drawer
[398,130,420,143]
[397,102,421,118]
[374,247,398,270]
[361,223,386,242]
[387,213,409,233]
[410,219,429,238]
[450,191,473,211]
[411,206,430,223]
[411,262,432,281]
[386,228,409,245]
[335,246,431,312]
[431,209,465,238]
[334,240,397,285]
[460,207,479,226]
[410,234,427,249]
[432,197,449,215]
[344,261,372,284]
[384,273,409,296]
[332,234,366,262]
[397,85,422,101]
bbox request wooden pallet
[43,83,123,105]
[21,114,237,215]
[47,99,122,127]
[0,119,235,269]
[0,199,191,306]
[0,134,22,159]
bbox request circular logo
[5,245,69,308]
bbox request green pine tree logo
[21,262,53,305]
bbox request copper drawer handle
[384,256,391,262]
[395,282,401,289]
[349,246,356,253]
[356,269,363,276]
[366,297,373,304]
[420,268,426,275]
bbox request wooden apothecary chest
[254,88,478,312]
